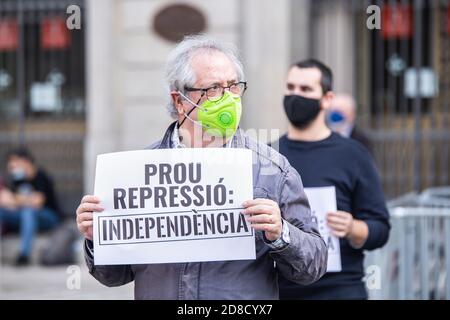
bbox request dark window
[0,0,85,121]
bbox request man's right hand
[76,195,104,241]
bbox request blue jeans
[0,207,59,257]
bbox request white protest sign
[304,186,342,272]
[93,148,255,265]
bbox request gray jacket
[84,122,327,299]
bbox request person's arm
[0,188,18,210]
[347,219,369,248]
[351,153,390,250]
[84,238,135,287]
[327,211,369,249]
[23,171,53,209]
[269,165,328,285]
[77,195,135,287]
[16,191,45,209]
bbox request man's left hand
[242,199,282,241]
[326,210,354,238]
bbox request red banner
[41,17,70,50]
[382,4,413,39]
[0,18,18,51]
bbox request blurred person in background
[326,93,373,156]
[0,148,61,266]
[276,59,390,299]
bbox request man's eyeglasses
[184,81,247,102]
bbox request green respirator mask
[180,91,242,138]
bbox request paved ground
[0,238,134,300]
[0,264,134,299]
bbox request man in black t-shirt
[276,59,390,299]
[0,148,61,266]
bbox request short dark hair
[292,59,333,94]
[5,147,35,164]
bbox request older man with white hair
[75,35,327,300]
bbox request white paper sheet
[93,148,255,265]
[304,186,342,272]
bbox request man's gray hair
[165,34,245,118]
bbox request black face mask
[283,95,322,129]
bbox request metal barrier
[366,187,450,300]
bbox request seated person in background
[0,148,61,266]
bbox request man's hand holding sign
[77,196,283,243]
[78,148,259,265]
[243,199,282,241]
[77,198,283,242]
[76,195,103,241]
